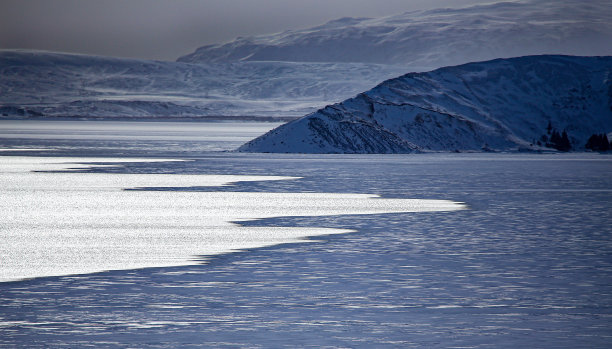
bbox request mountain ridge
[178,0,612,70]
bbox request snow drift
[239,55,612,153]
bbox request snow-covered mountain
[179,0,612,70]
[239,55,612,153]
[0,50,405,118]
[4,0,611,119]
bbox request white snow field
[240,55,612,153]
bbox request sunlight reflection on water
[0,156,465,282]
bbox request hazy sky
[0,0,496,61]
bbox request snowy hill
[239,55,612,153]
[0,50,405,118]
[178,0,612,70]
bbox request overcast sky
[0,0,496,61]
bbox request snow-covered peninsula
[239,55,612,153]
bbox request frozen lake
[1,120,612,348]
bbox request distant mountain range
[0,50,404,118]
[239,55,612,153]
[179,0,612,70]
[2,0,610,119]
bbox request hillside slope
[179,0,612,70]
[239,56,612,153]
[0,50,405,118]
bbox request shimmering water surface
[0,119,283,153]
[1,120,612,348]
[1,156,463,282]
